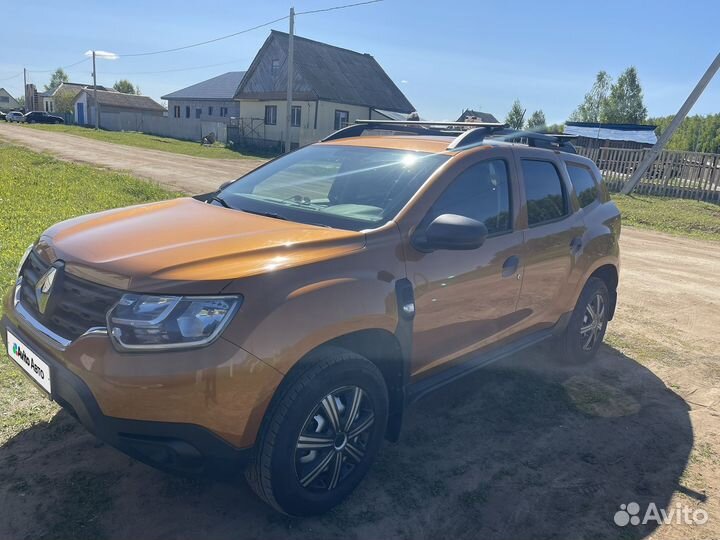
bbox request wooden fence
[576,146,720,202]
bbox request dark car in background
[24,111,64,124]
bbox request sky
[1,0,719,124]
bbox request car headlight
[16,244,34,278]
[107,294,242,351]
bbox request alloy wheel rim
[295,385,374,492]
[580,292,606,351]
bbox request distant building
[74,89,165,126]
[456,109,500,123]
[0,88,19,111]
[564,121,658,149]
[43,82,110,113]
[161,71,246,124]
[25,82,110,113]
[233,30,414,149]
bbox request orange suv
[3,121,620,515]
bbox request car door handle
[502,255,520,278]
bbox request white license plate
[6,330,52,394]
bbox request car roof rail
[321,120,507,142]
[320,120,577,154]
[488,130,579,154]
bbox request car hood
[36,197,365,293]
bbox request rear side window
[424,159,512,235]
[567,164,599,208]
[521,160,568,226]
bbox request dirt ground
[0,122,266,194]
[0,126,718,539]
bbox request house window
[195,108,202,119]
[173,105,180,118]
[271,59,280,75]
[334,110,349,130]
[0,96,8,103]
[208,106,213,116]
[264,105,277,125]
[220,107,228,117]
[291,105,301,127]
[185,106,190,119]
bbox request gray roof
[161,71,246,101]
[457,109,500,123]
[236,31,413,113]
[51,82,110,97]
[80,89,166,112]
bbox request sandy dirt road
[0,122,266,194]
[0,127,718,539]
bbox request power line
[116,16,289,57]
[115,0,383,58]
[102,58,248,76]
[27,57,90,74]
[0,71,23,82]
[296,0,382,16]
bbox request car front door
[402,153,525,380]
[515,154,585,330]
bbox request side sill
[405,316,570,405]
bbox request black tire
[245,347,388,516]
[559,277,610,363]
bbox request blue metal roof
[161,71,247,101]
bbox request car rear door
[400,149,525,379]
[515,150,586,330]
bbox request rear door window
[566,163,599,208]
[521,160,568,226]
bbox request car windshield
[218,145,450,230]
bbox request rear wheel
[559,277,609,363]
[245,348,388,516]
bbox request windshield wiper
[240,208,288,221]
[211,194,232,208]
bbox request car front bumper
[2,290,283,476]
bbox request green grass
[0,144,178,443]
[18,122,271,160]
[612,194,720,242]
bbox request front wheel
[246,348,388,516]
[558,277,610,363]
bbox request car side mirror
[416,213,488,251]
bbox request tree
[526,110,546,130]
[505,99,525,130]
[44,68,69,93]
[16,96,25,108]
[601,67,647,124]
[569,70,612,123]
[648,113,720,153]
[53,90,75,114]
[113,80,139,94]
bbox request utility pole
[92,50,99,130]
[621,51,720,194]
[23,68,27,112]
[284,7,295,153]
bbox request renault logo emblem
[35,267,58,315]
